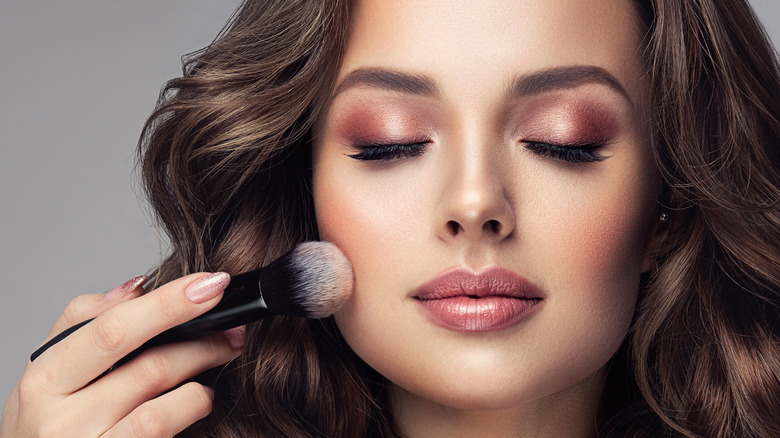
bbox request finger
[45,276,148,341]
[75,332,239,429]
[101,382,214,438]
[223,325,246,350]
[28,272,230,396]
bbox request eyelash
[523,141,607,163]
[346,141,607,163]
[348,142,428,162]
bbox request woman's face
[313,0,660,411]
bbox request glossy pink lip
[413,267,543,332]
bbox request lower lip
[417,296,541,332]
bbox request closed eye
[347,142,429,162]
[524,141,608,163]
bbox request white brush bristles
[290,241,354,318]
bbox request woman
[2,0,778,436]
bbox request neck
[390,368,605,438]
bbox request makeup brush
[30,241,353,365]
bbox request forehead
[339,0,646,104]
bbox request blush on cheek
[531,173,652,341]
[314,170,429,376]
[315,182,376,258]
[314,163,424,284]
[582,198,648,284]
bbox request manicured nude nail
[185,272,230,304]
[103,275,148,303]
[224,325,246,350]
[204,386,215,399]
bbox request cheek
[312,156,431,370]
[540,188,648,292]
[525,158,656,365]
[312,149,433,307]
[313,161,423,272]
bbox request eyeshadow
[330,97,439,144]
[511,97,625,145]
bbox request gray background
[0,0,777,406]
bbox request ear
[641,213,670,273]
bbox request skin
[0,274,242,437]
[0,1,666,437]
[313,0,664,436]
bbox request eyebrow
[511,66,632,106]
[332,65,632,106]
[333,68,439,97]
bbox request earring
[659,212,670,222]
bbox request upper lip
[413,267,543,300]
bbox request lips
[413,267,543,332]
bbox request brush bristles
[259,242,353,318]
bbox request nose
[434,147,516,243]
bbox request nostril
[486,219,500,233]
[447,220,461,235]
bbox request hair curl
[137,0,779,436]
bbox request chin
[390,373,560,412]
[389,361,608,414]
[414,386,536,411]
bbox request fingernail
[185,272,230,304]
[103,275,148,303]
[203,386,215,399]
[224,326,246,350]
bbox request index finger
[44,276,148,344]
[28,272,229,396]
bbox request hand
[0,273,243,438]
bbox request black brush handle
[30,269,270,366]
[30,319,93,362]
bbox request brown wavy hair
[137,0,780,436]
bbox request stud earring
[659,212,670,222]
